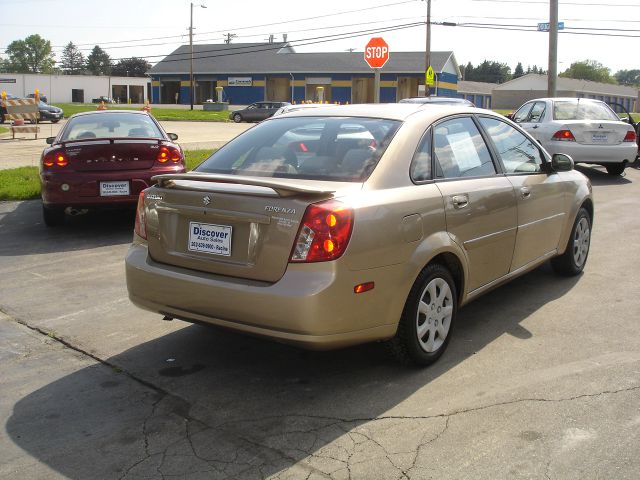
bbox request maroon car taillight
[42,151,68,168]
[134,191,147,239]
[623,129,637,142]
[157,146,183,164]
[290,200,354,263]
[552,129,576,141]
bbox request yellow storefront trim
[437,81,458,91]
[380,81,397,88]
[217,80,228,87]
[331,80,352,87]
[151,81,160,87]
[292,80,305,87]
[180,81,191,87]
[253,80,265,87]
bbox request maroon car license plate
[100,181,130,196]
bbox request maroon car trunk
[62,139,159,171]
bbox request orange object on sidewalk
[142,101,151,113]
[97,101,107,111]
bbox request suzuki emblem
[203,195,211,206]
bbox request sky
[0,0,638,75]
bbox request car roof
[68,110,150,119]
[527,97,607,103]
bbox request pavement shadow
[6,263,581,479]
[575,165,633,186]
[0,199,134,256]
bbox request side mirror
[45,137,55,145]
[168,133,178,141]
[505,112,514,120]
[551,153,574,172]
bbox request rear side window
[553,100,619,121]
[433,117,496,179]
[410,129,432,182]
[196,117,401,182]
[61,113,163,141]
[480,117,543,174]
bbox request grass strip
[0,149,214,201]
[53,103,230,122]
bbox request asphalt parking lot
[1,164,639,479]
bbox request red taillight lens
[290,200,354,263]
[552,129,575,141]
[134,191,147,239]
[43,151,68,168]
[623,129,637,142]
[157,146,183,163]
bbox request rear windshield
[61,113,164,141]
[553,101,619,121]
[196,116,401,182]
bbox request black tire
[0,113,5,124]
[551,207,591,276]
[387,263,458,366]
[52,119,60,124]
[42,205,65,227]
[233,113,242,123]
[605,163,625,176]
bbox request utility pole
[424,0,431,97]
[548,0,558,97]
[190,2,207,111]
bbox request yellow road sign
[425,66,435,86]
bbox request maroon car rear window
[61,113,164,141]
[196,116,401,182]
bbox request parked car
[40,110,185,226]
[0,93,19,124]
[35,100,63,123]
[92,96,115,104]
[608,102,640,160]
[126,104,593,366]
[399,96,475,107]
[511,97,637,175]
[229,101,291,123]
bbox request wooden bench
[1,98,40,139]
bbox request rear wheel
[387,263,457,366]
[605,163,626,176]
[52,119,60,124]
[233,113,242,123]
[551,207,591,276]
[42,205,65,227]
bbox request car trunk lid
[144,173,357,283]
[561,120,630,146]
[62,138,160,171]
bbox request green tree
[5,34,55,73]
[513,62,524,79]
[60,42,85,74]
[560,60,615,84]
[614,69,640,86]
[111,57,150,77]
[86,45,111,76]
[0,57,9,73]
[464,60,511,83]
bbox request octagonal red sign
[364,37,390,69]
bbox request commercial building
[148,42,461,105]
[457,80,496,109]
[492,74,638,111]
[0,73,151,104]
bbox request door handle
[520,187,531,199]
[452,195,469,209]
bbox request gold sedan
[126,104,593,366]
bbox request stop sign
[364,37,390,69]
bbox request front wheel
[551,207,591,276]
[387,263,457,366]
[233,113,242,123]
[605,163,625,176]
[52,119,60,124]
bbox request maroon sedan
[40,110,186,226]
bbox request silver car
[511,97,637,175]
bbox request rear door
[478,116,567,271]
[433,116,517,292]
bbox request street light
[190,2,207,111]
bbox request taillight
[157,146,183,163]
[552,129,575,141]
[623,129,637,142]
[290,200,354,263]
[134,191,147,239]
[43,151,68,168]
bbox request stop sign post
[364,37,389,103]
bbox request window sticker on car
[448,131,482,171]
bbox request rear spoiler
[152,172,336,197]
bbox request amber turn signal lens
[354,282,375,294]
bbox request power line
[470,0,640,5]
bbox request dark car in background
[40,110,186,226]
[229,101,291,123]
[92,96,115,104]
[0,93,19,124]
[36,100,63,123]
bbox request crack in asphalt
[4,309,640,479]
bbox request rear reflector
[134,191,147,239]
[290,200,354,263]
[623,129,637,142]
[552,130,575,141]
[354,282,375,294]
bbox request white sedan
[511,97,637,175]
